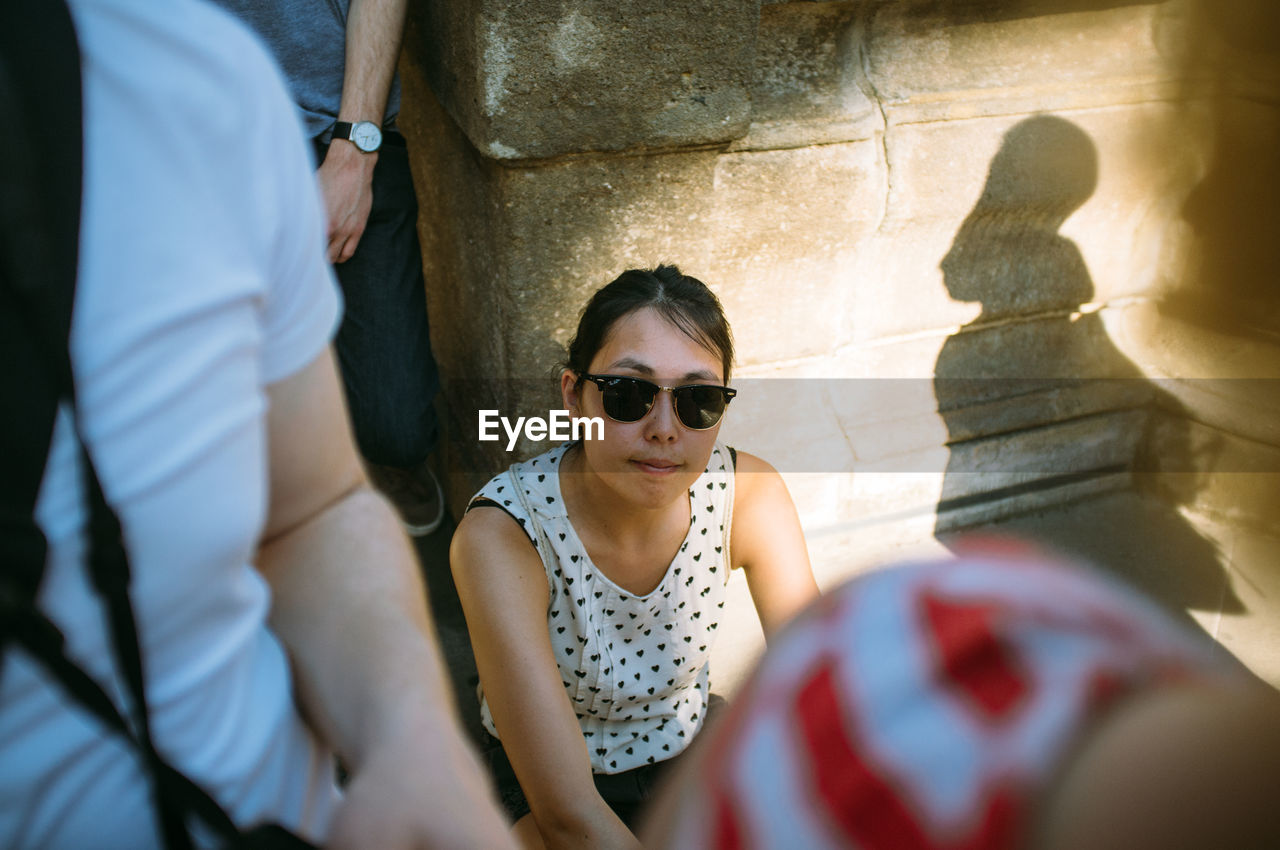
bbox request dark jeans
[314,132,439,468]
[479,728,690,829]
[479,694,726,829]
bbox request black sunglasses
[578,373,737,430]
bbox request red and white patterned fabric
[663,539,1238,850]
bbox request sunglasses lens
[674,385,728,430]
[601,378,658,422]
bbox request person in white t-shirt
[0,2,512,848]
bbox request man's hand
[320,0,405,264]
[317,141,376,264]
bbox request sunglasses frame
[577,372,737,431]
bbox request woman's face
[562,307,727,511]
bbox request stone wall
[398,0,1280,576]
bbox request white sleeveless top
[469,441,735,774]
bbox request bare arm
[1034,682,1280,850]
[730,451,819,638]
[257,348,513,850]
[319,0,406,263]
[451,509,641,850]
[337,0,404,125]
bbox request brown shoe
[367,460,445,536]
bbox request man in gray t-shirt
[214,0,445,536]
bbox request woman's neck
[558,443,685,550]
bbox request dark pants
[314,132,439,468]
[479,695,726,829]
[479,729,690,829]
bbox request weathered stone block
[800,464,1130,546]
[836,470,947,522]
[782,470,851,536]
[830,330,952,379]
[718,376,856,474]
[408,0,759,161]
[709,142,883,366]
[866,1,1180,124]
[732,1,880,150]
[846,378,1151,461]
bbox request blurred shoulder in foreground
[644,536,1280,850]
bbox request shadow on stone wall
[933,115,1240,617]
[1168,0,1280,337]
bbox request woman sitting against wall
[450,265,820,848]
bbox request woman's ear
[561,369,581,413]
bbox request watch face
[352,121,382,152]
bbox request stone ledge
[865,3,1176,113]
[407,0,758,162]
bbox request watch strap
[332,120,355,142]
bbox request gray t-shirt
[211,0,401,139]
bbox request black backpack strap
[0,0,81,609]
[79,452,199,849]
[80,450,314,848]
[1,5,315,849]
[0,6,202,846]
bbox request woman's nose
[644,388,680,441]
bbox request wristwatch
[332,120,382,153]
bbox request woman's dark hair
[566,265,735,385]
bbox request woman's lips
[632,458,680,474]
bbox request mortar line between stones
[738,296,1154,375]
[849,4,891,236]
